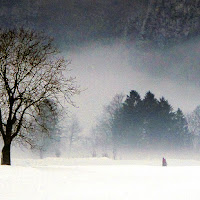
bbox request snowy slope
[0,158,200,200]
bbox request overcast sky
[66,40,200,132]
[1,0,200,133]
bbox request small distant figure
[162,157,167,166]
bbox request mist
[5,38,200,160]
[1,0,200,160]
[66,39,200,130]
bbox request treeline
[3,0,199,49]
[0,0,148,47]
[25,90,200,160]
[92,90,193,159]
[14,90,200,160]
[112,91,191,151]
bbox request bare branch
[0,27,79,151]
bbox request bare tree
[67,114,81,157]
[89,127,99,157]
[104,93,125,159]
[187,106,200,151]
[0,28,79,165]
[31,98,61,159]
[93,93,125,159]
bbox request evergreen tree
[141,91,161,149]
[156,97,174,150]
[173,108,191,150]
[112,90,143,150]
[111,90,190,153]
[123,90,143,148]
[99,90,190,158]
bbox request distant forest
[2,0,200,48]
[113,91,190,150]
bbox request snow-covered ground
[1,158,200,200]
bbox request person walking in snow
[162,157,167,166]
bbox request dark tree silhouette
[111,90,190,153]
[0,28,78,165]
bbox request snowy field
[1,158,200,200]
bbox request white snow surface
[1,157,200,200]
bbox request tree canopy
[102,90,192,157]
[0,28,79,165]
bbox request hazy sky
[66,40,200,132]
[1,0,200,133]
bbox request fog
[66,39,200,132]
[1,0,200,160]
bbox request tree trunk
[1,143,11,165]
